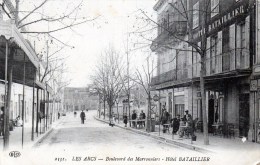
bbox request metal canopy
[0,19,41,88]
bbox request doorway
[208,95,215,133]
[239,94,249,137]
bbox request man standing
[183,110,192,121]
[140,110,146,127]
[131,110,137,128]
[123,113,128,127]
[80,110,86,124]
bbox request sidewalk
[94,116,260,154]
[0,116,65,150]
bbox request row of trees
[90,45,156,131]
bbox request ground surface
[1,111,258,165]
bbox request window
[211,0,219,17]
[237,23,248,68]
[193,2,199,29]
[240,24,246,49]
[175,104,184,117]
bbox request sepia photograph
[0,0,259,165]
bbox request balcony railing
[151,67,190,86]
[151,21,187,51]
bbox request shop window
[175,104,184,117]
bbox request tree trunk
[98,94,101,118]
[103,99,106,119]
[200,0,209,145]
[200,53,209,145]
[146,92,151,132]
[116,103,119,124]
[128,93,131,127]
[109,103,112,121]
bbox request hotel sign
[197,4,247,37]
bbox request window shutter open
[229,24,236,70]
[217,31,222,73]
[236,24,241,68]
[244,16,250,68]
[206,37,211,75]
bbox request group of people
[122,110,146,128]
[131,110,146,128]
[171,110,195,138]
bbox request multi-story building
[151,0,260,142]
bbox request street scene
[0,0,260,165]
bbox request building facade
[151,0,260,142]
[63,87,98,112]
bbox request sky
[63,0,156,87]
[4,0,157,87]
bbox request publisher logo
[9,151,21,158]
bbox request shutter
[206,37,211,75]
[236,24,241,68]
[217,31,222,73]
[229,24,236,70]
[244,16,250,68]
[198,42,201,77]
[188,46,192,78]
[192,48,196,78]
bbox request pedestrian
[183,110,192,121]
[140,110,146,127]
[74,111,77,117]
[172,114,180,134]
[109,115,115,127]
[58,112,60,119]
[123,113,128,127]
[131,110,137,128]
[0,107,4,136]
[80,110,86,124]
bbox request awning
[0,19,40,87]
[0,19,39,67]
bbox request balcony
[150,68,190,87]
[151,21,187,51]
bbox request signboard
[153,95,159,102]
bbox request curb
[31,117,65,148]
[94,116,214,154]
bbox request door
[208,98,215,133]
[239,94,249,137]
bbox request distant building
[63,87,98,111]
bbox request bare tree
[130,53,156,132]
[91,46,126,121]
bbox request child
[178,118,185,138]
